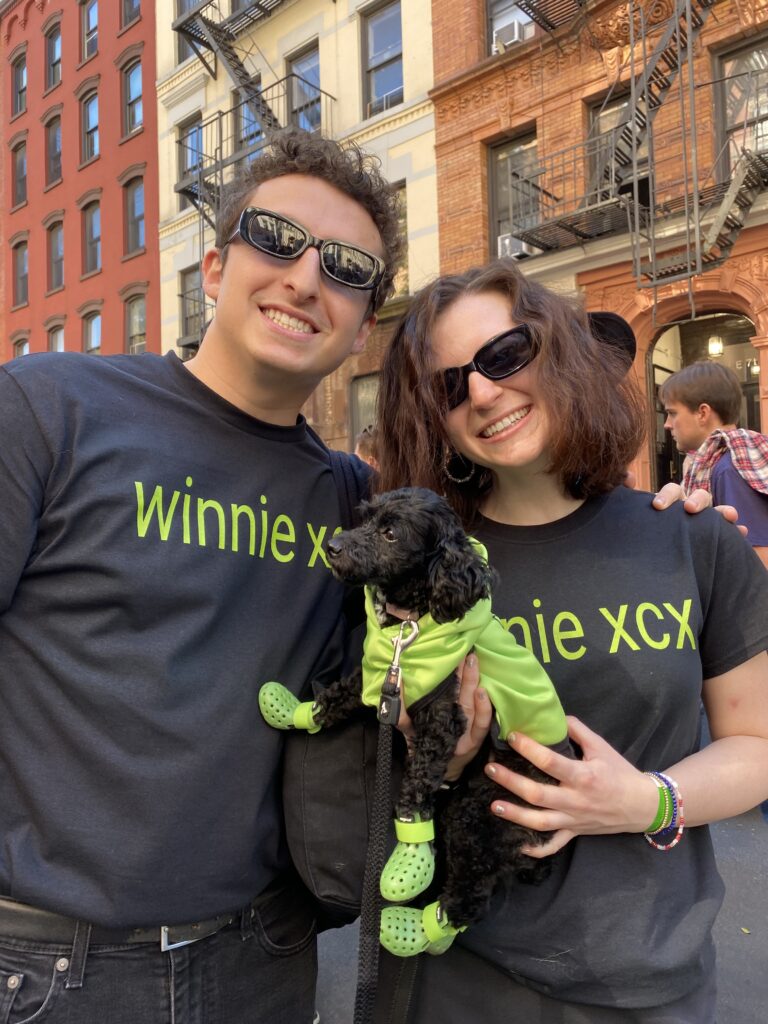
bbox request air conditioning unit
[492,20,524,54]
[497,233,541,260]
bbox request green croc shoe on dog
[258,683,321,733]
[380,901,463,957]
[379,816,435,902]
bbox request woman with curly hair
[372,259,768,1024]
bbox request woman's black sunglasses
[442,324,537,410]
[227,207,385,293]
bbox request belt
[0,896,246,952]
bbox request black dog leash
[353,618,419,1024]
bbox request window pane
[84,1,98,59]
[126,63,143,132]
[127,179,145,252]
[14,243,29,305]
[176,0,197,63]
[85,313,102,353]
[13,58,27,115]
[123,0,140,24]
[83,94,99,160]
[369,4,401,65]
[47,29,62,88]
[493,135,539,236]
[48,327,65,352]
[127,296,146,354]
[49,223,64,290]
[13,144,27,205]
[180,266,203,339]
[14,339,30,358]
[47,118,62,183]
[290,48,320,132]
[85,204,101,273]
[721,44,768,155]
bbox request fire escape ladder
[591,0,715,198]
[648,151,768,280]
[180,175,220,232]
[196,16,281,131]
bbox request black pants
[373,944,717,1024]
[0,883,317,1024]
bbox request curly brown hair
[215,127,403,312]
[376,260,648,528]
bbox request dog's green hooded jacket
[360,541,568,747]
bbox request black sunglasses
[227,207,385,294]
[442,324,537,411]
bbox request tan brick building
[430,0,768,490]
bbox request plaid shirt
[683,428,768,496]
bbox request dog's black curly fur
[314,486,559,930]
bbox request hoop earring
[443,448,476,484]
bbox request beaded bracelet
[644,772,685,851]
[643,772,672,833]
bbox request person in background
[660,360,768,568]
[354,424,380,470]
[371,259,768,1024]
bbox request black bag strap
[328,447,367,529]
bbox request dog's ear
[427,535,496,623]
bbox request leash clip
[378,619,420,725]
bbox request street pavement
[316,805,768,1023]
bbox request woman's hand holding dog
[395,653,493,781]
[484,715,660,857]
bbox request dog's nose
[326,538,342,560]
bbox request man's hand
[651,482,747,536]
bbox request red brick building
[431,0,768,490]
[1,0,159,363]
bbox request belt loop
[240,902,255,940]
[65,921,91,990]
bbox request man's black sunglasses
[442,325,537,411]
[227,207,385,294]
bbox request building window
[364,2,403,119]
[177,114,202,210]
[14,338,30,358]
[122,0,140,27]
[589,93,649,205]
[288,46,321,132]
[124,61,143,134]
[48,325,65,352]
[126,295,146,354]
[488,1,535,55]
[125,178,145,253]
[490,134,540,258]
[83,201,101,274]
[82,92,99,161]
[83,311,102,354]
[176,0,197,64]
[48,222,64,291]
[719,43,768,164]
[236,91,263,164]
[350,374,379,445]
[46,116,62,184]
[392,182,408,297]
[12,142,27,206]
[13,241,29,306]
[179,265,203,345]
[82,0,98,61]
[46,26,62,89]
[12,55,27,116]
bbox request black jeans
[0,884,317,1024]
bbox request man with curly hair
[0,129,401,1024]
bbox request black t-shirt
[460,487,768,1008]
[0,351,368,928]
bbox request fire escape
[498,0,768,293]
[172,1,336,352]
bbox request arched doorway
[649,312,760,489]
